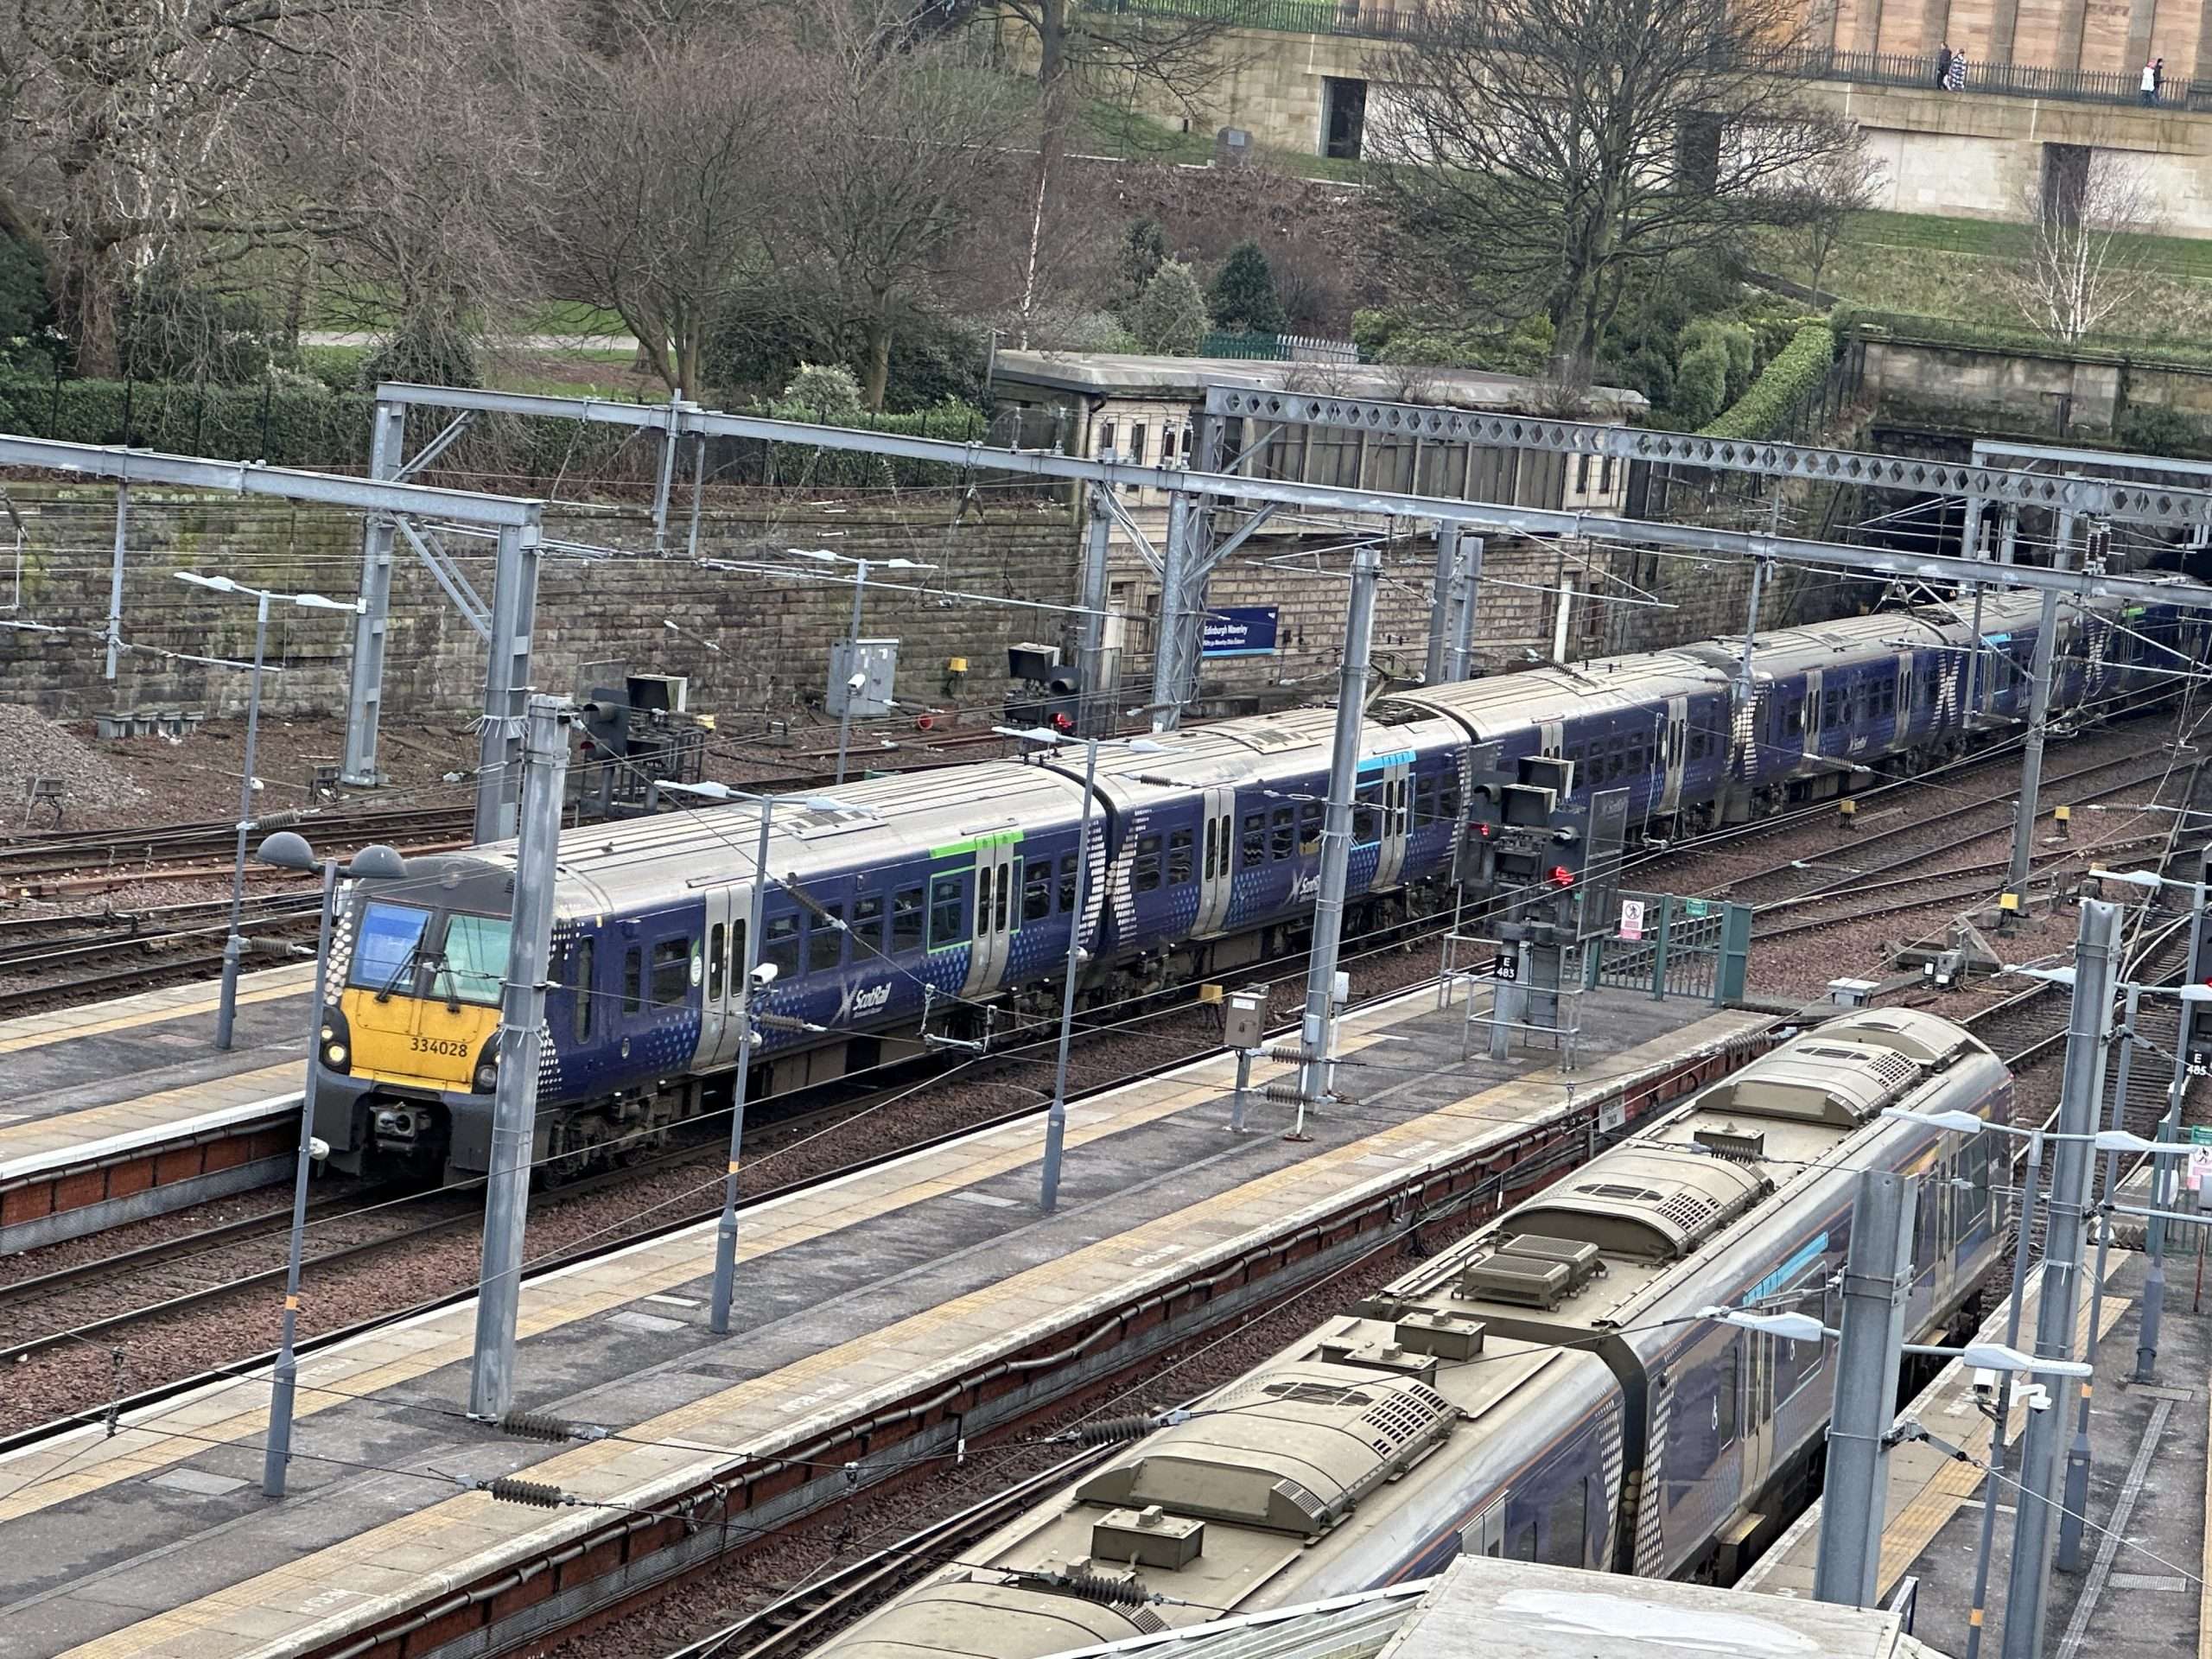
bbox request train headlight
[472,1031,501,1095]
[319,1005,353,1074]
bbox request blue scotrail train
[308,582,2193,1183]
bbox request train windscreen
[351,901,429,994]
[435,913,513,1006]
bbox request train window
[1023,862,1052,923]
[1300,802,1323,853]
[729,921,747,987]
[1440,775,1460,819]
[1242,811,1266,866]
[810,906,844,975]
[893,887,925,953]
[1414,775,1437,827]
[1959,1135,1992,1231]
[623,947,643,1015]
[1203,817,1217,880]
[1915,1179,1940,1276]
[931,876,967,949]
[1714,1357,1739,1443]
[976,873,992,938]
[1542,1479,1587,1567]
[1270,807,1294,860]
[352,900,429,994]
[1354,781,1381,843]
[1135,833,1163,893]
[1508,1518,1539,1562]
[995,865,1013,932]
[709,923,726,1001]
[440,913,512,1006]
[1058,854,1079,912]
[853,895,884,956]
[1168,830,1194,885]
[766,914,801,979]
[650,938,690,1007]
[575,938,595,1042]
[1785,703,1804,738]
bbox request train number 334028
[409,1034,471,1057]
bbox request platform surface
[0,982,1770,1659]
[0,966,313,1175]
[1745,1249,2212,1659]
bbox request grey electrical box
[829,639,899,718]
[1224,985,1268,1050]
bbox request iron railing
[1084,0,2212,111]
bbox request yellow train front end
[312,862,514,1179]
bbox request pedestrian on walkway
[1936,41,1953,85]
[2155,55,2166,99]
[2143,59,2158,104]
[1946,49,1968,91]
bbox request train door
[1739,1333,1777,1499]
[962,842,1021,997]
[696,883,748,1069]
[1195,785,1236,937]
[1801,667,1822,759]
[1463,1496,1507,1558]
[1373,756,1414,887]
[1657,696,1689,816]
[1539,719,1564,760]
[1893,652,1913,746]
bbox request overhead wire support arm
[359,383,2212,613]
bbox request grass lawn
[1760,209,2212,340]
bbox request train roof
[448,760,1093,916]
[1389,1010,1997,1344]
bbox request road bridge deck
[0,981,1772,1659]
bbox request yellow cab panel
[339,898,508,1094]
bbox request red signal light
[1548,865,1574,887]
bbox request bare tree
[1366,0,1866,383]
[989,0,1232,343]
[1770,140,1886,302]
[0,0,379,374]
[551,14,789,395]
[2004,148,2164,345]
[293,0,577,384]
[778,3,1026,407]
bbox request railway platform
[0,966,314,1253]
[1743,1249,2212,1659]
[0,980,1772,1659]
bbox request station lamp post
[173,571,364,1052]
[656,780,869,1335]
[251,830,407,1496]
[995,727,1175,1212]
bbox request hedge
[1700,323,1835,441]
[0,372,370,467]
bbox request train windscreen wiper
[373,940,424,1003]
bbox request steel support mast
[1294,543,1381,1114]
[468,696,571,1419]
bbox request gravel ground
[0,936,1443,1435]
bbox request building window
[1321,77,1367,161]
[1128,423,1147,465]
[1096,419,1117,458]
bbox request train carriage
[311,584,2179,1184]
